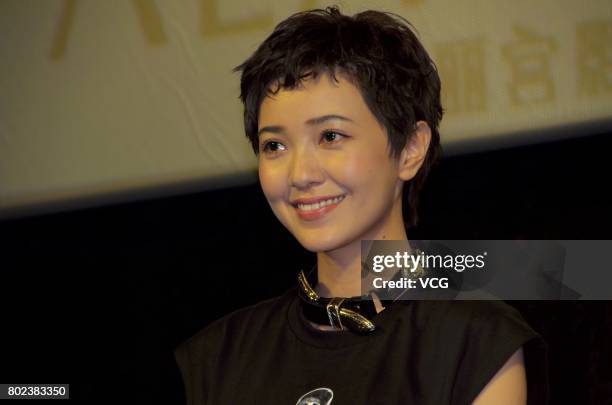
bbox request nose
[289,146,324,190]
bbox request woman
[175,6,548,404]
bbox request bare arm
[471,347,527,405]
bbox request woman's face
[257,72,405,253]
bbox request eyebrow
[257,114,355,138]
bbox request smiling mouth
[294,195,345,210]
[292,195,346,220]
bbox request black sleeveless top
[175,288,548,404]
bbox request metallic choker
[296,269,386,333]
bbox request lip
[291,194,346,221]
[290,194,345,205]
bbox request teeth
[297,195,345,211]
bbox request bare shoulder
[472,347,527,405]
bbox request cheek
[259,163,294,230]
[258,163,286,203]
[329,148,388,188]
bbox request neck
[315,198,409,298]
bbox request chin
[294,232,352,254]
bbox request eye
[261,140,286,154]
[320,130,346,144]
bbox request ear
[398,121,431,181]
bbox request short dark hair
[233,6,443,227]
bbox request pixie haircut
[233,6,443,227]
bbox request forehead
[258,72,379,130]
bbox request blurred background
[1,0,611,403]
